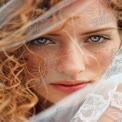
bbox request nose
[57,43,85,76]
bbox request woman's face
[26,0,121,104]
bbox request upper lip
[50,80,91,86]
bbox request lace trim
[110,90,122,111]
[71,93,110,122]
[71,89,122,122]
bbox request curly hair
[0,0,122,121]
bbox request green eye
[31,37,54,45]
[88,35,105,42]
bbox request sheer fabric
[0,0,122,122]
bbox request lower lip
[50,83,89,93]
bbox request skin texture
[26,0,121,104]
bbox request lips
[50,80,90,93]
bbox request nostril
[57,62,85,75]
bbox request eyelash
[31,37,55,45]
[85,35,110,44]
[31,35,110,45]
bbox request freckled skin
[26,0,121,104]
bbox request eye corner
[29,36,55,45]
[87,35,109,43]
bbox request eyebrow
[81,27,117,35]
[47,33,61,37]
[47,27,117,37]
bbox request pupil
[91,36,100,42]
[39,38,47,43]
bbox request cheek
[27,56,40,68]
[25,54,45,74]
[41,50,60,70]
[25,53,59,87]
[95,50,116,72]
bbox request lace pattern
[110,91,122,111]
[71,93,110,122]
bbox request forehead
[53,0,117,32]
[58,0,114,18]
[30,0,117,36]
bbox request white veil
[0,0,122,122]
[29,48,122,122]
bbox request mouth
[50,80,91,93]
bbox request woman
[0,0,122,121]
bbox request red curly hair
[0,0,121,121]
